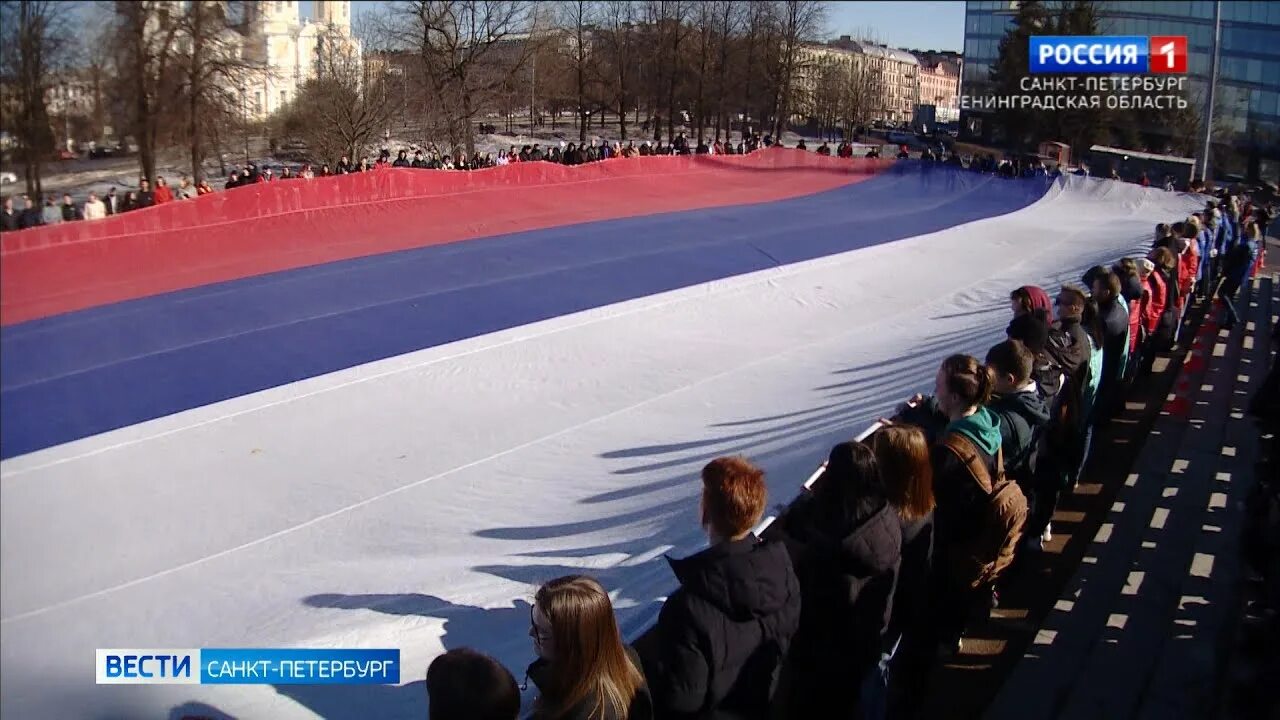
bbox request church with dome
[236,0,363,119]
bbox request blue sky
[343,1,966,53]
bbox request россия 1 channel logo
[1030,35,1188,74]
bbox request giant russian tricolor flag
[0,151,1200,718]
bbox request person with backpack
[915,354,1028,654]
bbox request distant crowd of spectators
[0,175,214,231]
[421,187,1272,719]
[2,133,1271,235]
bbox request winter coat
[18,206,42,229]
[153,185,173,204]
[41,204,62,224]
[1097,297,1131,399]
[773,460,902,716]
[1220,237,1259,294]
[1,208,19,231]
[135,190,154,209]
[1154,268,1180,347]
[60,202,79,221]
[1177,244,1199,299]
[83,199,106,220]
[1047,318,1091,381]
[1143,271,1167,334]
[932,408,1003,549]
[641,536,801,720]
[987,386,1050,483]
[527,646,654,720]
[886,511,933,645]
[1118,273,1145,353]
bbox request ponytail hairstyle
[939,353,995,410]
[533,576,643,720]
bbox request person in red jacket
[1139,257,1165,336]
[1113,258,1145,361]
[1175,231,1198,308]
[152,176,174,204]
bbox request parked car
[0,170,17,185]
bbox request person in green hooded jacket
[920,354,1005,654]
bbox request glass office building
[960,1,1280,181]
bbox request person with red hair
[638,457,800,720]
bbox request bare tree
[83,25,115,142]
[772,0,827,140]
[177,1,254,183]
[597,0,637,141]
[384,1,536,155]
[109,0,184,184]
[276,31,397,165]
[559,0,597,143]
[710,0,741,142]
[738,1,777,137]
[842,57,886,136]
[0,0,75,195]
[691,1,715,144]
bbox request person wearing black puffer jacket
[772,441,901,718]
[638,457,801,720]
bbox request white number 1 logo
[1158,41,1176,68]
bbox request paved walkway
[983,272,1277,720]
[915,269,1278,720]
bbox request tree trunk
[462,92,476,155]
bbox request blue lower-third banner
[96,648,400,685]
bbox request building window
[280,90,287,105]
[255,91,262,115]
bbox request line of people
[420,195,1271,720]
[0,175,213,231]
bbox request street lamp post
[241,84,249,165]
[1199,0,1222,183]
[61,81,71,153]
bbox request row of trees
[338,0,830,157]
[276,0,836,163]
[1,0,260,195]
[2,0,838,195]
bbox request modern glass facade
[960,0,1280,181]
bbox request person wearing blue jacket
[1219,221,1261,330]
[1197,210,1217,298]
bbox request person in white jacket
[82,192,107,220]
